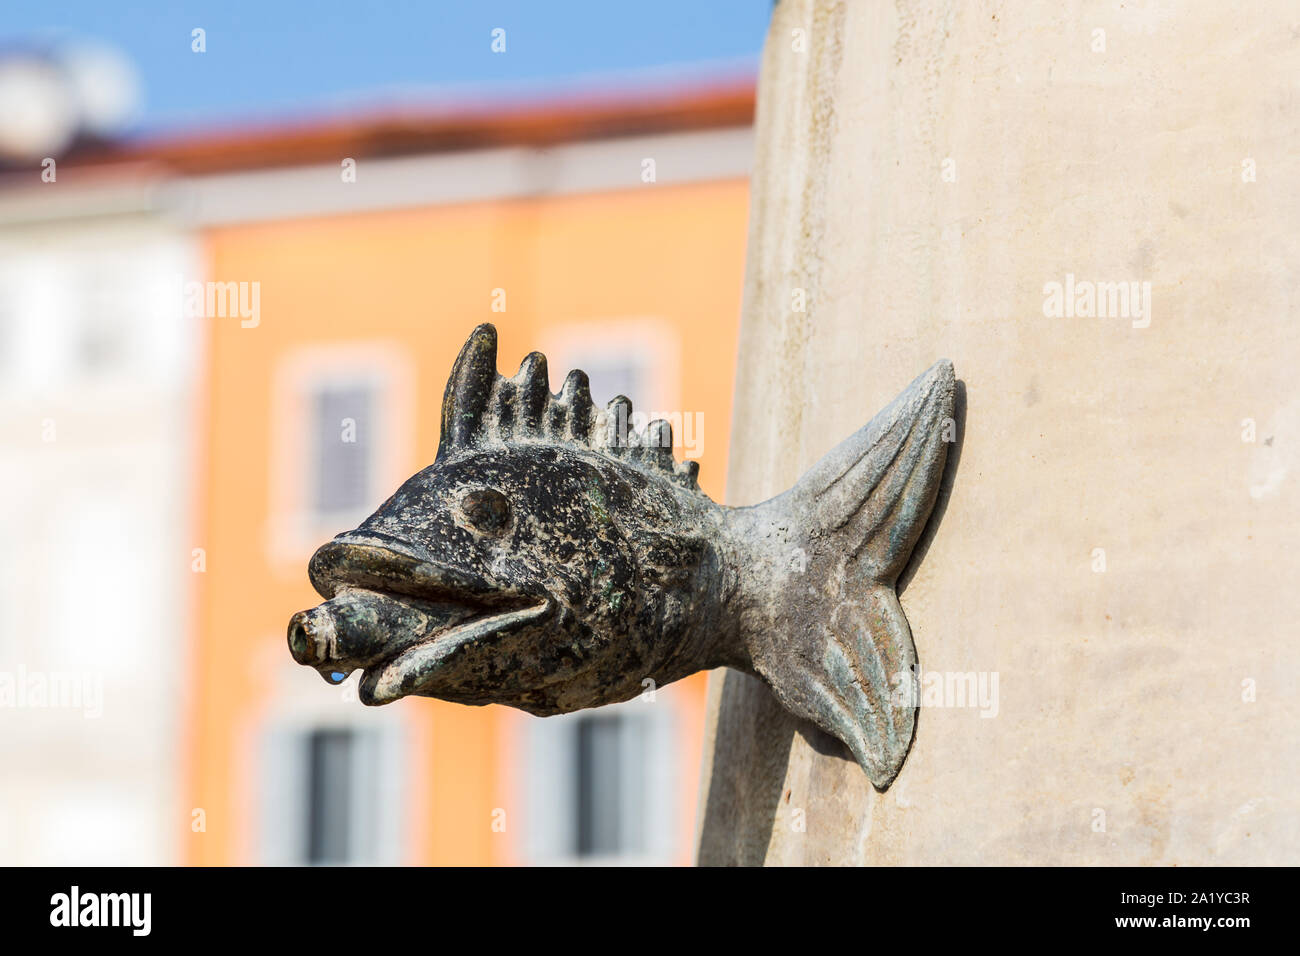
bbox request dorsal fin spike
[559,370,593,443]
[560,368,591,402]
[514,352,550,435]
[642,419,675,465]
[438,323,498,459]
[605,396,633,451]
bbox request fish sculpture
[289,323,954,789]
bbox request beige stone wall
[697,0,1299,865]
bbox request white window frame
[267,343,414,566]
[258,715,408,866]
[511,695,680,866]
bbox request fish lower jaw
[358,598,552,706]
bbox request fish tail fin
[749,360,955,789]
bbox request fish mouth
[308,534,518,606]
[289,537,551,702]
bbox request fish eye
[460,487,512,534]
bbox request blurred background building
[0,4,762,865]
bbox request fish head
[289,324,718,714]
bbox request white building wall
[0,209,200,865]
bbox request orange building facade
[182,91,753,864]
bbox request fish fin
[768,587,919,789]
[751,360,954,789]
[796,359,955,583]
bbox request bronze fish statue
[289,323,954,788]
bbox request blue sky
[1,1,772,135]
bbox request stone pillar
[698,0,1299,865]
